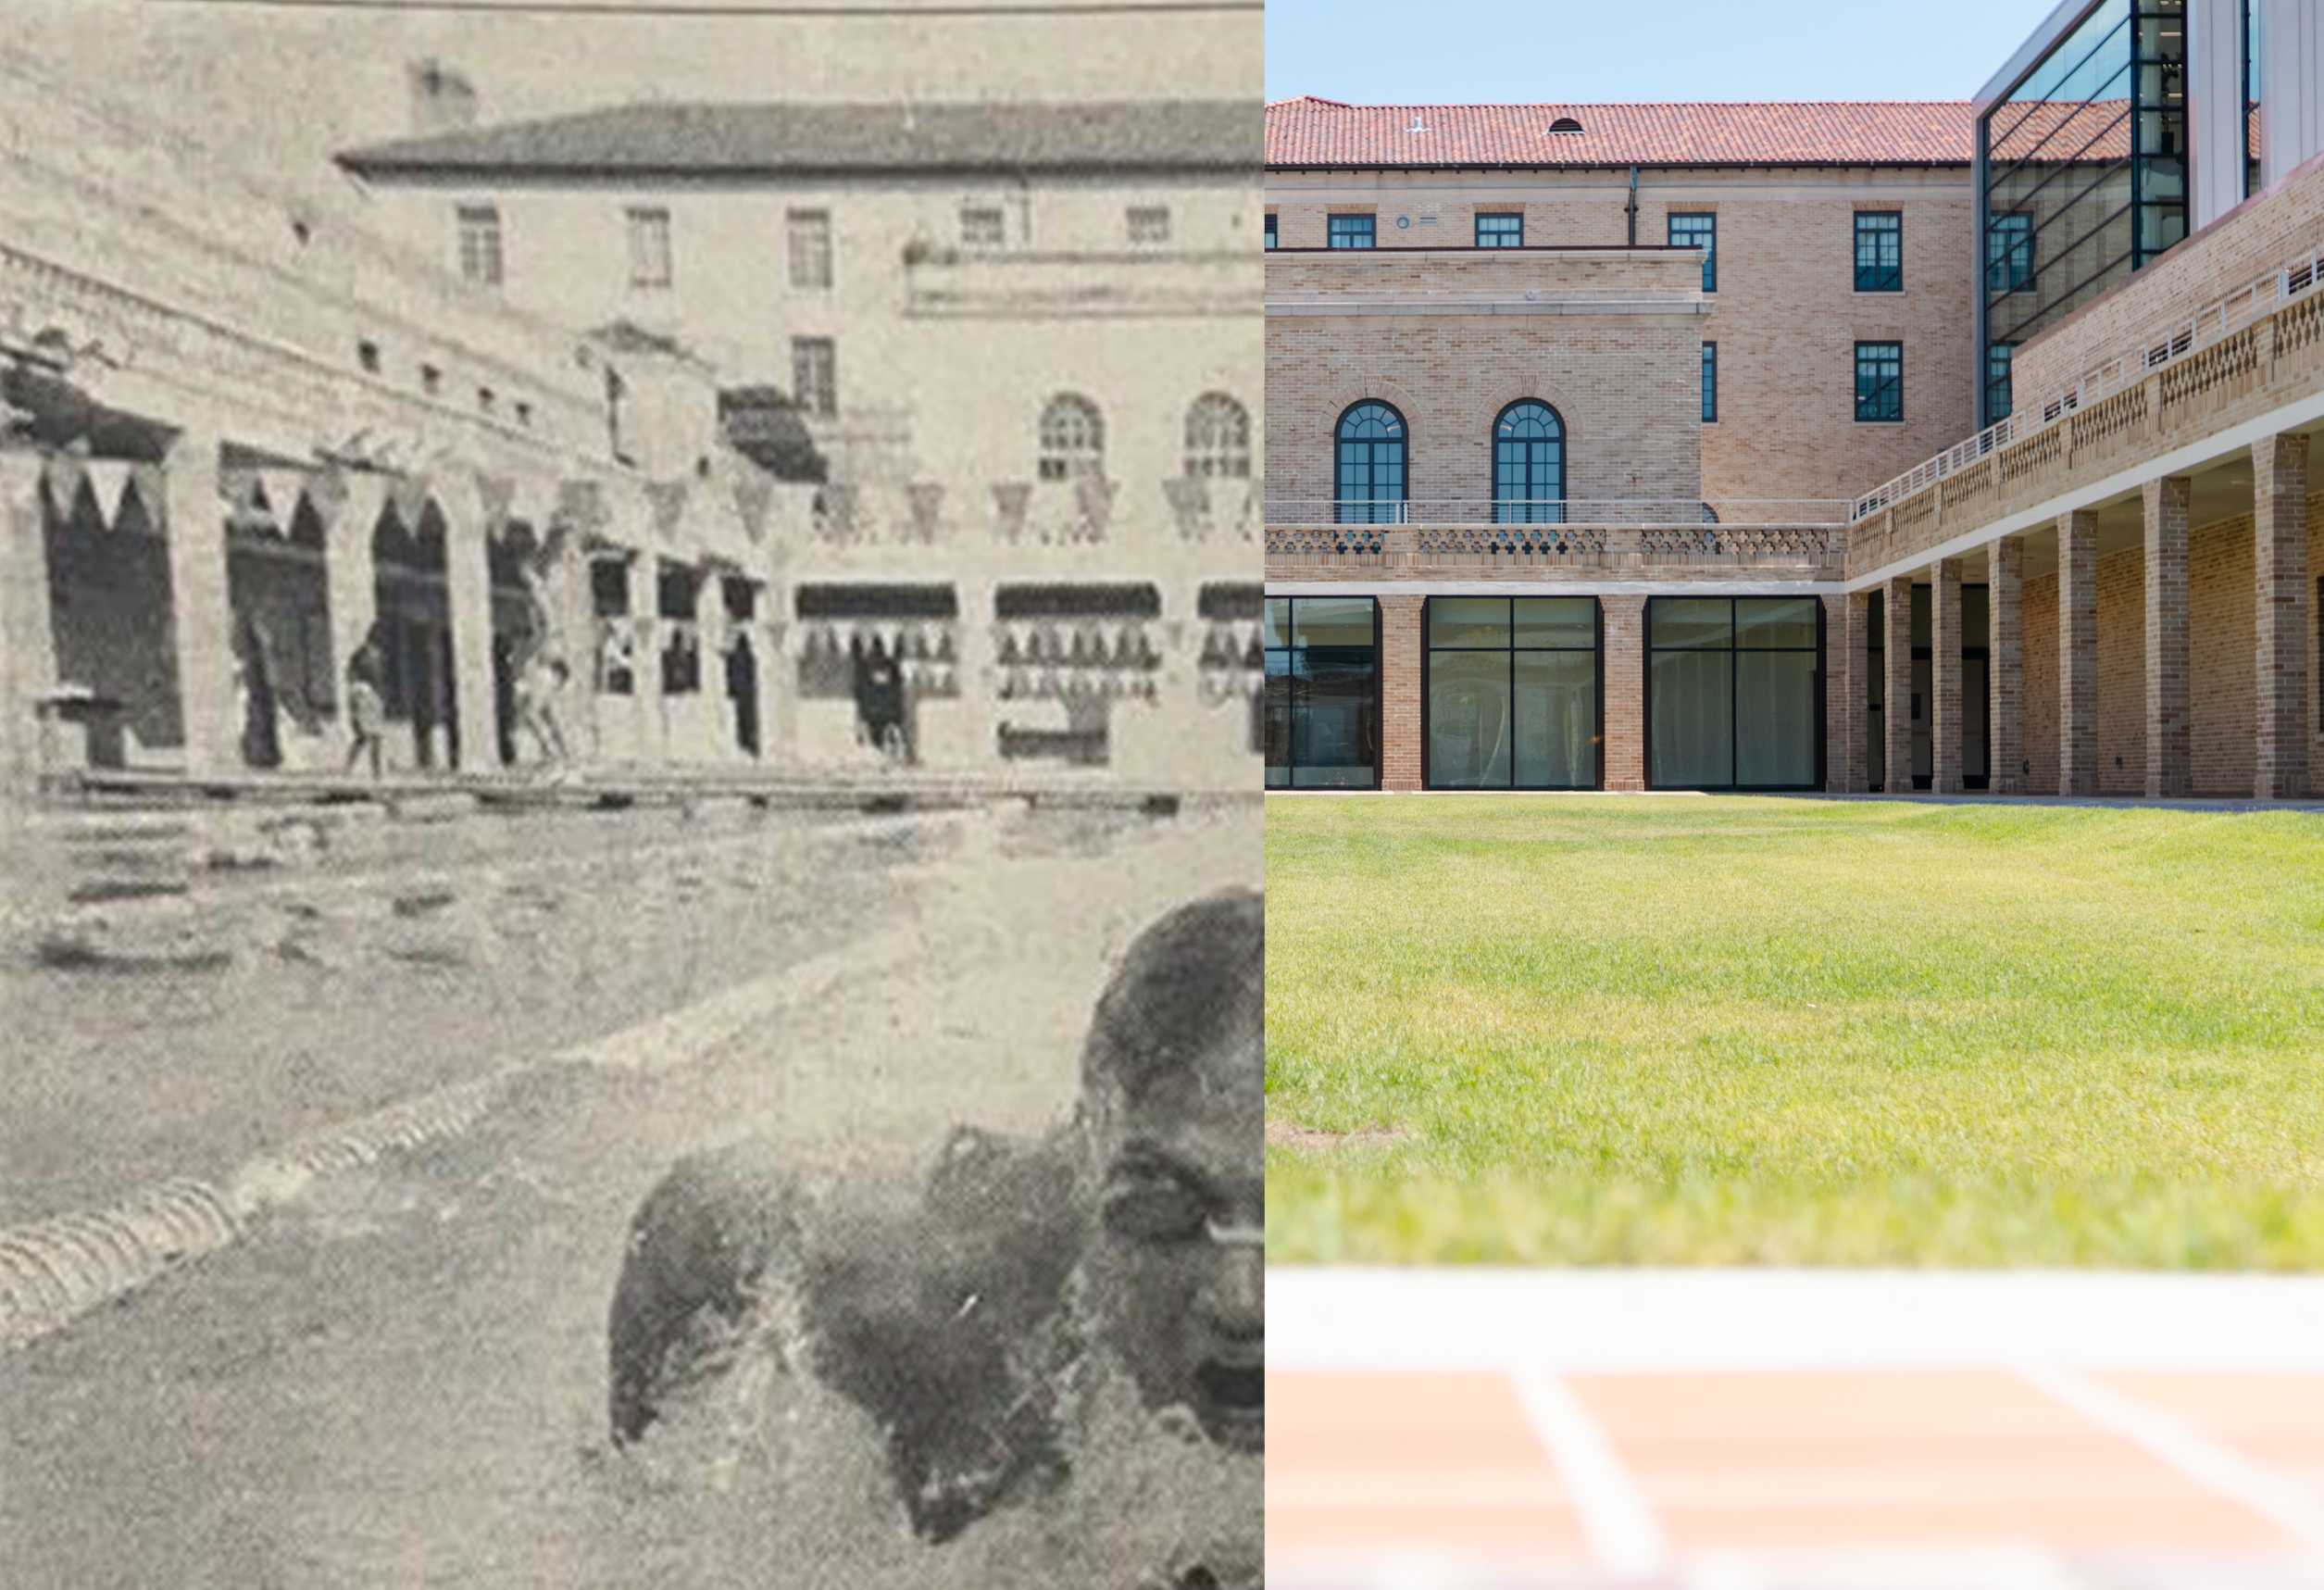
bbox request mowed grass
[1266,796,2324,1268]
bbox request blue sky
[1267,0,2068,106]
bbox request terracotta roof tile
[340,99,1258,178]
[1266,97,1979,169]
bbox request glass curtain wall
[1647,596,1821,790]
[1424,597,1599,788]
[1980,0,2188,425]
[2243,0,2263,198]
[1264,595,1381,787]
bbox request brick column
[1378,592,1422,791]
[1600,595,1644,791]
[317,470,388,730]
[1881,574,1913,794]
[0,446,56,795]
[1931,557,1965,794]
[161,428,237,777]
[1989,534,2024,794]
[2143,474,2192,798]
[2058,508,2100,796]
[1828,592,1868,793]
[2253,432,2311,799]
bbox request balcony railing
[1263,498,1853,527]
[1267,521,1849,574]
[1852,239,2324,522]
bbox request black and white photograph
[0,0,1263,1582]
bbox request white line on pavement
[2017,1363,2324,1559]
[1510,1363,1670,1580]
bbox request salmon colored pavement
[1267,1367,2324,1587]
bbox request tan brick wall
[1379,593,1423,791]
[1603,595,1644,791]
[1267,167,1977,506]
[2014,154,2324,402]
[2016,492,2323,798]
[1267,296,1703,511]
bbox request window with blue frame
[1334,401,1406,523]
[1328,213,1376,249]
[1854,211,1902,292]
[1669,211,1716,292]
[1701,342,1718,423]
[1264,213,1277,249]
[1491,401,1563,524]
[1987,212,2033,294]
[1855,341,1903,423]
[1475,212,1523,247]
[1985,343,2015,423]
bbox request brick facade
[1603,596,1645,791]
[1931,557,1965,794]
[2014,494,2324,799]
[1378,594,1423,791]
[1268,169,1976,505]
[2056,509,2101,795]
[1265,249,1704,511]
[2013,152,2324,403]
[2143,475,2193,797]
[2254,432,2313,798]
[1881,573,1913,792]
[1989,535,2025,793]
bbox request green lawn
[1266,796,2324,1268]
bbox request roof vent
[1548,117,1585,133]
[1408,116,1430,134]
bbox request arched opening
[1334,400,1406,524]
[1492,400,1564,524]
[1037,394,1105,482]
[1183,392,1252,479]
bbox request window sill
[1854,418,1906,426]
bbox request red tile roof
[1266,97,1979,169]
[341,99,1256,178]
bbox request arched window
[1334,401,1406,525]
[1038,394,1105,482]
[1492,401,1564,524]
[1183,393,1252,479]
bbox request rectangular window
[1668,211,1715,292]
[456,204,502,286]
[1701,342,1718,424]
[1855,341,1903,423]
[1475,212,1523,247]
[1327,213,1375,249]
[1425,596,1599,789]
[1647,595,1821,790]
[1854,210,1902,292]
[1986,212,2034,294]
[960,206,1006,247]
[1985,343,2015,423]
[1264,595,1380,789]
[1127,205,1171,244]
[627,207,672,290]
[787,208,833,290]
[1263,213,1278,250]
[791,337,837,418]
